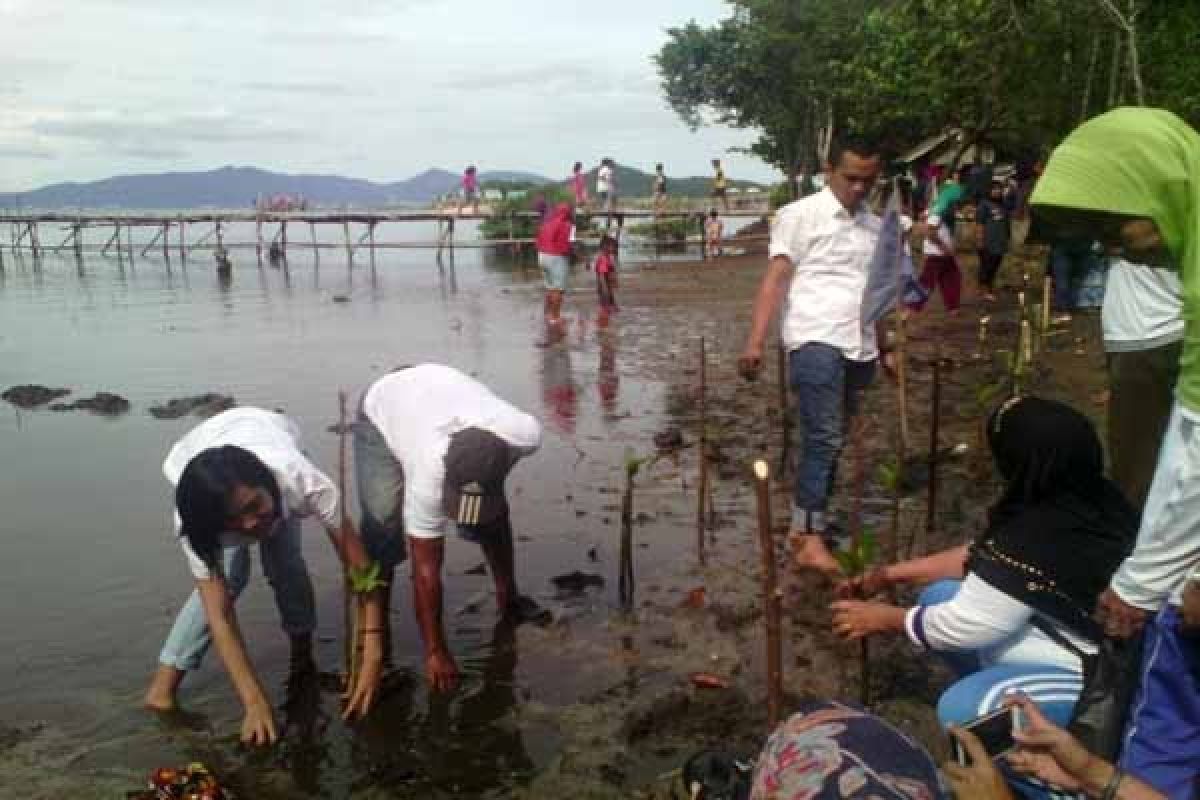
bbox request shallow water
[0,221,714,797]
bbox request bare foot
[789,533,843,576]
[143,665,184,712]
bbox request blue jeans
[158,516,315,671]
[788,343,875,528]
[354,409,409,574]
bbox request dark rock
[49,392,130,415]
[551,570,605,592]
[1,384,70,409]
[148,392,235,420]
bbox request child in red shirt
[594,235,618,309]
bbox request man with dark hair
[738,138,889,574]
[355,364,544,692]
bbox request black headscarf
[967,396,1137,641]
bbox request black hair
[176,445,282,571]
[573,161,582,171]
[828,136,883,168]
[656,163,664,171]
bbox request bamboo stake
[162,222,170,261]
[696,337,708,566]
[753,460,782,729]
[336,391,361,688]
[178,215,187,262]
[926,348,942,541]
[309,222,319,267]
[895,316,911,451]
[1042,274,1052,330]
[776,343,790,475]
[255,216,263,266]
[343,220,353,264]
[619,462,636,613]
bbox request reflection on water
[0,228,697,798]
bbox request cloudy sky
[0,0,776,191]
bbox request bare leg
[478,517,518,612]
[789,532,843,575]
[144,664,186,711]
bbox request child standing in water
[457,165,480,215]
[705,209,724,259]
[571,162,588,209]
[594,235,618,309]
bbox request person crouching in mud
[143,407,384,746]
[355,364,549,692]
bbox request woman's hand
[241,700,278,746]
[836,565,892,599]
[1094,588,1150,639]
[342,635,384,721]
[942,726,1017,800]
[830,600,905,640]
[1003,694,1093,792]
[425,648,460,693]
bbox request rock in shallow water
[49,392,130,415]
[1,384,71,409]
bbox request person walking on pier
[571,161,589,209]
[653,164,668,214]
[596,158,617,226]
[712,158,730,212]
[354,364,545,693]
[457,165,481,215]
[143,408,384,745]
[738,136,888,575]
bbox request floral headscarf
[750,701,947,800]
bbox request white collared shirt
[163,407,340,579]
[770,188,882,361]
[362,365,541,538]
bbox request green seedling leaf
[349,561,388,594]
[857,529,878,568]
[876,461,898,491]
[834,550,860,577]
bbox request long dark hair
[176,445,282,571]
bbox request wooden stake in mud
[178,215,187,263]
[696,337,708,566]
[255,215,264,266]
[309,222,320,267]
[1042,274,1052,331]
[752,459,783,729]
[343,220,353,265]
[925,348,942,541]
[336,391,361,687]
[776,342,791,475]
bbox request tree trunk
[1081,33,1101,122]
[1106,29,1123,109]
[1125,0,1146,105]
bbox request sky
[0,0,777,191]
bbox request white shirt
[922,213,953,257]
[904,574,1092,673]
[361,365,541,537]
[1102,257,1184,352]
[596,165,613,194]
[770,187,882,360]
[163,407,339,580]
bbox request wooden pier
[0,207,769,266]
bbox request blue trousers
[158,516,315,671]
[1119,604,1200,799]
[919,580,1084,800]
[788,342,875,527]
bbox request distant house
[897,128,996,168]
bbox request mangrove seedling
[836,529,879,707]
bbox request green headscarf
[1032,107,1200,412]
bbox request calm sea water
[0,217,713,798]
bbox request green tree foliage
[655,0,1200,174]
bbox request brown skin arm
[408,535,460,692]
[324,518,385,718]
[197,578,277,746]
[738,255,794,379]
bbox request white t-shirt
[361,365,541,538]
[904,573,1092,673]
[922,213,953,257]
[163,407,339,580]
[1102,257,1184,352]
[770,187,882,361]
[596,165,613,195]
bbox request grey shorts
[354,409,409,570]
[539,253,570,292]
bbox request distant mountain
[0,166,551,210]
[0,164,765,210]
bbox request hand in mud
[737,350,763,381]
[830,600,902,640]
[1094,588,1150,639]
[241,701,278,747]
[342,639,383,721]
[943,727,1017,800]
[425,649,460,693]
[836,566,891,600]
[1183,581,1200,632]
[880,351,899,380]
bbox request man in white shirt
[738,137,889,574]
[355,364,543,692]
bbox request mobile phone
[952,707,1018,765]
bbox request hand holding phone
[951,707,1019,766]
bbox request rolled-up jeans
[158,516,316,671]
[789,342,876,531]
[355,409,409,574]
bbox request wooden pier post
[309,222,319,265]
[125,223,134,264]
[753,459,783,729]
[280,220,288,260]
[30,222,41,260]
[255,215,264,266]
[161,222,170,261]
[368,221,377,274]
[178,215,187,262]
[343,220,353,264]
